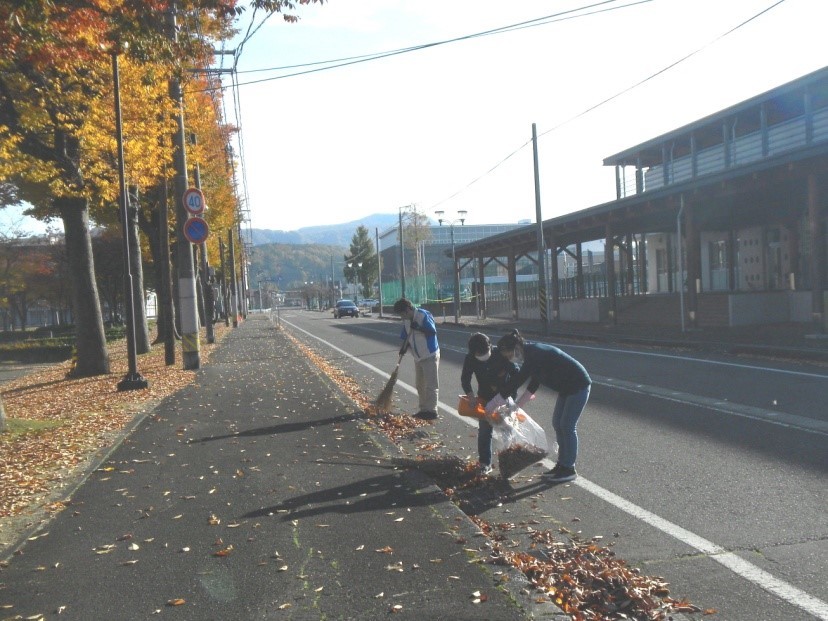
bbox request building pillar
[685,201,700,327]
[808,173,824,331]
[605,224,617,324]
[508,254,519,320]
[549,236,560,321]
[478,256,487,319]
[576,242,584,298]
[626,233,635,294]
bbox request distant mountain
[250,242,349,290]
[251,213,406,247]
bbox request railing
[625,106,828,196]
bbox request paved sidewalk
[0,317,540,620]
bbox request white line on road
[283,316,828,620]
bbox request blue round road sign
[183,216,209,244]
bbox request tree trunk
[0,394,7,433]
[58,198,110,376]
[127,196,150,354]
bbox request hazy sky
[3,0,826,236]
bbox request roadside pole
[167,3,200,369]
[191,135,215,344]
[532,123,551,335]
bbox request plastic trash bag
[490,398,551,478]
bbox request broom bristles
[374,366,399,412]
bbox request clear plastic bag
[490,398,551,478]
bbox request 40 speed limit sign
[182,187,206,215]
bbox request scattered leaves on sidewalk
[0,325,229,522]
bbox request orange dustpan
[457,395,486,419]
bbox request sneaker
[414,410,437,421]
[478,463,493,476]
[541,464,577,483]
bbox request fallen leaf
[213,546,233,557]
[166,599,185,606]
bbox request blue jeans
[478,418,493,466]
[551,385,590,469]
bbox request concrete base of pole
[182,351,200,371]
[117,373,149,391]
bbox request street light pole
[435,209,467,324]
[111,48,147,391]
[398,206,406,299]
[376,227,384,318]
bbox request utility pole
[160,165,176,365]
[191,134,215,344]
[532,123,551,335]
[399,207,406,299]
[228,229,238,327]
[219,237,230,327]
[376,227,384,318]
[167,2,200,369]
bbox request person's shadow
[240,470,444,521]
[190,413,360,444]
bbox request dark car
[333,299,360,318]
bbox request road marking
[553,343,828,380]
[593,375,828,436]
[283,316,828,620]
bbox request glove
[516,391,535,409]
[484,393,506,415]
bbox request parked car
[333,299,360,318]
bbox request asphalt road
[283,309,828,621]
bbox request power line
[429,0,790,210]
[537,0,789,139]
[191,0,652,94]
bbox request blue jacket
[502,341,591,397]
[399,308,439,361]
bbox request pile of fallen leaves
[479,518,708,620]
[287,335,710,621]
[284,332,428,442]
[0,325,229,521]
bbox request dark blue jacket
[502,342,591,397]
[460,346,519,402]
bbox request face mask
[475,351,491,362]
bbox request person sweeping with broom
[392,298,440,420]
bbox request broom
[375,341,408,412]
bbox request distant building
[378,223,523,304]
